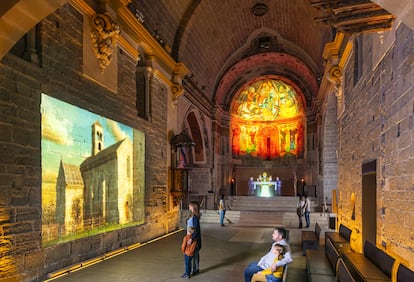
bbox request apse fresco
[231,79,305,159]
[41,93,145,247]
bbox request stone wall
[337,23,414,268]
[0,4,179,281]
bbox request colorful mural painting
[230,79,305,159]
[41,94,145,247]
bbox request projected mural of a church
[230,79,305,160]
[41,94,145,246]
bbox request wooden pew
[396,263,414,282]
[302,222,321,255]
[337,258,355,282]
[282,264,288,282]
[325,237,340,272]
[342,240,394,282]
[306,248,336,282]
[325,223,352,245]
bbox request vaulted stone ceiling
[129,0,334,107]
[128,0,397,109]
[0,0,407,109]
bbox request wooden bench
[342,240,395,282]
[337,258,355,282]
[302,222,321,255]
[282,264,288,282]
[325,223,352,246]
[325,236,340,272]
[396,263,414,282]
[306,248,335,282]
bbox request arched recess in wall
[230,78,306,160]
[186,111,205,163]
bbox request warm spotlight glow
[0,210,17,277]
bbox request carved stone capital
[327,65,343,89]
[172,83,184,100]
[90,13,121,71]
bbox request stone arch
[0,0,68,58]
[185,110,205,163]
[215,52,318,111]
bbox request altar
[253,181,277,197]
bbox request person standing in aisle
[304,195,311,228]
[296,196,305,228]
[187,201,201,276]
[275,177,282,196]
[219,195,226,226]
[181,226,197,279]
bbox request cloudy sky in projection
[40,93,133,181]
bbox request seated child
[251,243,287,282]
[181,226,197,279]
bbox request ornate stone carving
[170,63,190,103]
[327,65,344,116]
[327,65,342,88]
[171,83,184,100]
[90,13,120,71]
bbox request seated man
[244,227,292,282]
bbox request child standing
[251,243,287,282]
[181,226,197,279]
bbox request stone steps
[181,196,329,229]
[197,209,330,229]
[227,196,319,212]
[200,210,241,224]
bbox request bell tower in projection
[92,121,104,156]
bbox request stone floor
[47,223,307,282]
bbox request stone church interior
[1,0,414,281]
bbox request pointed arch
[186,111,205,163]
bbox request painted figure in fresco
[247,127,257,153]
[237,87,260,119]
[280,130,287,155]
[258,81,280,121]
[290,129,297,152]
[277,83,298,118]
[296,123,304,158]
[232,127,241,157]
[240,126,248,153]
